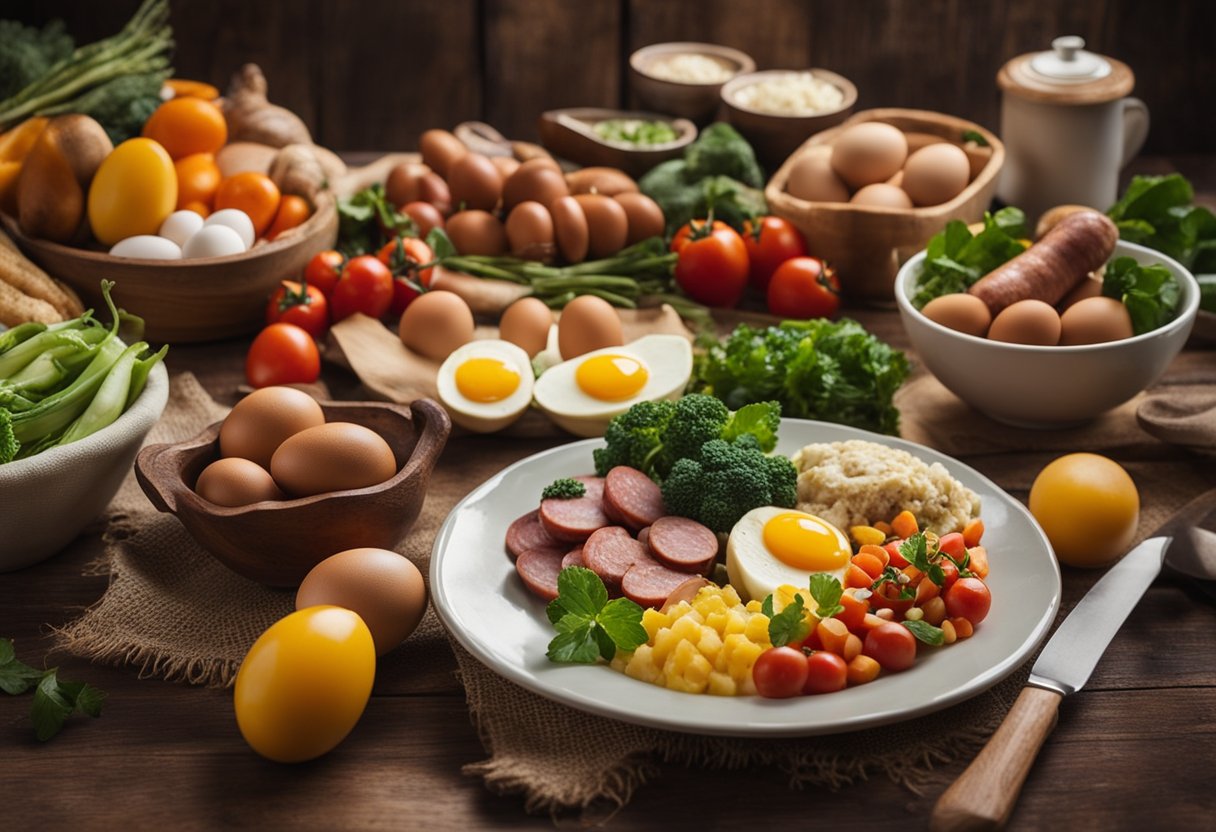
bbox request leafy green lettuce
[1102,256,1181,335]
[911,207,1028,308]
[1108,174,1216,274]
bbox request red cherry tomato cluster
[670,215,839,318]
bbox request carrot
[891,510,918,539]
[851,551,886,579]
[963,517,985,548]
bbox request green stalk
[57,341,144,446]
[0,327,99,379]
[10,338,126,444]
[0,322,48,354]
[125,344,168,408]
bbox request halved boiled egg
[726,506,852,604]
[436,339,534,432]
[532,334,692,437]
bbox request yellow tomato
[234,606,375,763]
[1029,453,1140,568]
[87,138,177,246]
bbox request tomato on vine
[246,322,321,388]
[766,256,841,319]
[266,280,329,339]
[303,250,345,297]
[742,216,808,291]
[329,255,394,321]
[672,219,749,308]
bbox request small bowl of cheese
[630,42,756,122]
[722,69,858,169]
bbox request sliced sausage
[505,510,557,561]
[515,545,568,602]
[603,466,665,531]
[561,546,586,570]
[574,475,605,502]
[661,577,713,613]
[582,526,649,590]
[621,562,703,609]
[647,515,719,574]
[539,495,610,542]
[636,526,650,550]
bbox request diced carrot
[968,546,990,579]
[845,565,873,589]
[858,543,890,567]
[842,633,863,662]
[836,593,869,631]
[915,578,940,605]
[847,654,881,685]
[816,617,850,655]
[902,564,922,584]
[851,552,886,579]
[891,510,918,539]
[950,617,974,639]
[963,518,985,548]
[874,520,893,536]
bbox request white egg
[181,224,247,259]
[436,339,535,433]
[204,208,255,249]
[532,334,692,438]
[108,235,182,260]
[725,506,852,604]
[157,210,205,247]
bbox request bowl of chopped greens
[537,108,696,177]
[0,283,169,571]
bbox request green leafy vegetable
[1101,256,1182,335]
[1108,174,1216,273]
[594,119,678,146]
[1,638,105,741]
[903,620,945,646]
[1199,274,1216,314]
[871,565,915,599]
[764,592,809,647]
[808,573,844,620]
[0,19,74,101]
[337,183,416,257]
[911,208,1028,307]
[541,477,586,500]
[545,568,646,663]
[961,129,990,148]
[899,533,945,586]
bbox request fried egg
[532,334,692,437]
[725,506,852,604]
[436,339,534,432]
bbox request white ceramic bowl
[0,360,169,570]
[895,240,1199,428]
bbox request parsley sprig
[1,638,105,741]
[545,568,647,663]
[903,620,946,646]
[763,573,848,647]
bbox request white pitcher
[997,36,1149,225]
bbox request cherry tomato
[265,280,329,339]
[884,539,910,569]
[673,219,749,308]
[938,532,966,561]
[246,322,320,388]
[390,278,423,316]
[802,651,848,694]
[330,255,394,321]
[304,250,345,296]
[402,201,445,239]
[752,646,809,698]
[376,237,435,288]
[863,622,917,672]
[944,577,991,625]
[868,580,915,616]
[939,559,960,591]
[766,256,840,319]
[743,216,808,291]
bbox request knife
[929,535,1172,832]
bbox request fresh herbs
[897,533,944,586]
[808,573,845,620]
[1108,174,1216,274]
[1102,256,1181,335]
[911,207,1028,308]
[763,573,846,646]
[545,568,647,663]
[594,119,679,146]
[903,620,945,646]
[541,477,586,500]
[1,638,105,741]
[336,183,416,257]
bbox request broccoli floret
[541,478,586,500]
[661,439,798,533]
[0,409,18,464]
[593,399,676,477]
[659,395,731,474]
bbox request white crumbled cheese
[791,440,980,534]
[646,53,736,84]
[731,72,845,116]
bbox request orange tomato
[174,152,221,210]
[265,194,312,240]
[164,78,220,100]
[214,172,281,237]
[141,97,227,160]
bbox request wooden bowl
[629,42,756,123]
[134,398,451,587]
[766,108,1005,303]
[0,193,339,344]
[537,108,696,176]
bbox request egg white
[725,505,851,605]
[436,339,535,433]
[532,334,692,437]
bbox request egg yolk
[454,357,520,403]
[762,513,850,572]
[575,354,649,401]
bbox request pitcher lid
[998,36,1134,104]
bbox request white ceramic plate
[431,420,1061,737]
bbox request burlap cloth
[55,351,1216,817]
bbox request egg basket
[766,108,1004,304]
[0,192,339,344]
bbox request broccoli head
[658,395,731,475]
[660,439,798,533]
[541,477,586,500]
[593,399,676,477]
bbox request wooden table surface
[4,158,1215,830]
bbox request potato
[16,115,112,243]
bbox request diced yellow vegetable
[851,524,887,546]
[707,671,737,696]
[642,608,669,640]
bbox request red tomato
[802,651,848,695]
[939,559,960,591]
[863,622,917,672]
[265,280,329,339]
[402,201,445,239]
[673,220,749,307]
[938,532,966,561]
[766,257,841,319]
[376,236,435,288]
[884,540,910,569]
[868,581,915,616]
[944,577,991,625]
[303,250,345,297]
[330,255,394,321]
[245,322,320,388]
[390,278,423,316]
[752,646,809,698]
[743,216,808,291]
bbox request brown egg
[573,193,628,258]
[886,169,905,188]
[399,289,475,361]
[903,131,949,155]
[901,143,971,207]
[786,147,850,203]
[499,297,553,357]
[195,457,286,507]
[296,547,428,656]
[849,183,913,209]
[551,195,589,263]
[830,122,909,189]
[447,153,503,212]
[384,164,451,214]
[988,299,1061,345]
[614,192,665,244]
[503,159,569,211]
[270,422,398,498]
[505,200,556,261]
[557,294,624,359]
[446,209,507,256]
[219,386,325,469]
[921,293,992,337]
[490,156,520,179]
[566,167,638,196]
[1059,296,1134,345]
[418,129,467,178]
[1058,274,1104,310]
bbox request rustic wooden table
[3,158,1215,830]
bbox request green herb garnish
[903,620,946,646]
[1,638,105,741]
[899,532,946,587]
[764,592,809,647]
[1108,174,1216,274]
[808,573,845,620]
[545,568,646,663]
[542,478,587,500]
[1101,256,1182,335]
[911,207,1028,308]
[961,130,990,147]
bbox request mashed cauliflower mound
[791,440,980,534]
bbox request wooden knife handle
[930,685,1063,832]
